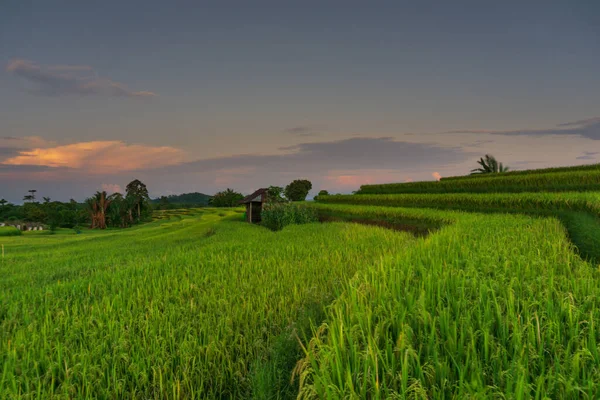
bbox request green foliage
[317,190,329,196]
[126,179,150,221]
[266,186,286,204]
[443,162,600,181]
[0,226,21,236]
[284,179,313,201]
[357,169,600,194]
[261,202,319,231]
[150,192,212,208]
[470,154,509,174]
[210,188,244,207]
[0,199,86,229]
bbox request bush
[0,226,22,236]
[261,203,319,231]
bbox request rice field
[3,190,600,398]
[0,208,416,398]
[441,162,600,181]
[357,169,600,194]
[295,204,600,398]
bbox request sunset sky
[1,1,600,203]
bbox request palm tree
[85,191,114,229]
[23,194,34,203]
[43,197,51,203]
[470,154,509,174]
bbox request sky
[1,0,599,203]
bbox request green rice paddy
[3,184,600,398]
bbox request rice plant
[357,169,600,194]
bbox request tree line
[208,179,317,207]
[0,179,152,231]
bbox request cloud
[160,137,469,177]
[101,183,123,194]
[576,151,599,160]
[446,116,600,140]
[6,59,156,98]
[284,125,324,137]
[2,141,185,173]
[432,172,442,181]
[557,117,600,127]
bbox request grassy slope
[0,208,415,399]
[297,203,600,399]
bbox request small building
[239,188,268,223]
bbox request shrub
[0,226,22,236]
[261,203,319,231]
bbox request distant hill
[151,192,212,206]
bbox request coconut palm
[470,154,509,174]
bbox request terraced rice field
[3,167,600,398]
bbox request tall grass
[0,208,414,398]
[296,203,600,398]
[357,170,600,194]
[317,191,600,216]
[0,226,21,237]
[261,202,319,231]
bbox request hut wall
[250,202,262,223]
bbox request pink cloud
[432,172,442,181]
[2,141,186,173]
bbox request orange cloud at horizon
[2,141,186,173]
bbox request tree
[470,154,509,174]
[158,196,170,210]
[266,186,286,204]
[284,179,313,201]
[210,188,244,207]
[85,191,114,229]
[105,192,134,228]
[314,190,329,201]
[28,189,37,203]
[125,179,150,221]
[0,199,7,208]
[43,197,51,204]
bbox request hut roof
[239,188,268,204]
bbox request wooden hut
[239,188,268,223]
